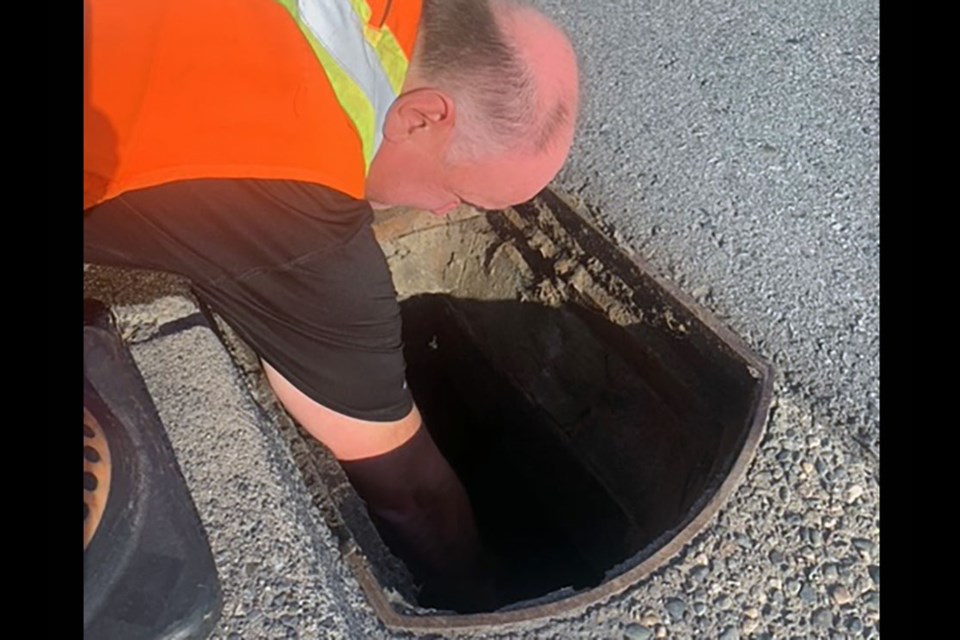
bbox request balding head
[491,1,579,152]
[365,0,579,215]
[409,0,578,159]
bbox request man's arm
[263,363,490,607]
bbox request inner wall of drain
[372,210,756,613]
[403,295,627,606]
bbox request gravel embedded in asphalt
[829,585,853,606]
[812,608,833,628]
[718,626,739,640]
[664,598,686,622]
[623,623,654,640]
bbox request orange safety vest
[83,0,422,210]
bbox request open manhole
[310,190,773,629]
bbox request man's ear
[383,88,456,143]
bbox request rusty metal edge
[352,189,776,633]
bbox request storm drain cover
[315,190,775,630]
[83,300,223,639]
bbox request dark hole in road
[401,295,634,608]
[289,198,770,629]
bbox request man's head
[365,0,579,215]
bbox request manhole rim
[349,190,777,631]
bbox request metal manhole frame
[349,189,775,631]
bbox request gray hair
[416,0,569,158]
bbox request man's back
[84,0,421,208]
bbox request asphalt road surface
[536,0,880,454]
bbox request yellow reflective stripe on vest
[366,25,409,95]
[344,0,409,93]
[345,0,371,22]
[274,0,410,170]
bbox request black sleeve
[83,178,414,422]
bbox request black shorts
[83,178,413,422]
